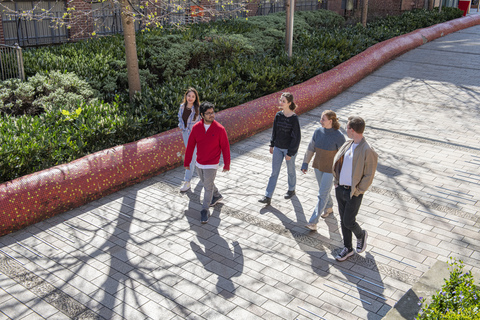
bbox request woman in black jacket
[259,92,301,205]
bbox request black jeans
[335,186,364,250]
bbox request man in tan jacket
[332,116,378,261]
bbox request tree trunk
[285,0,294,57]
[439,0,443,12]
[361,0,369,27]
[120,0,141,99]
[285,0,291,54]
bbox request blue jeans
[182,130,197,182]
[308,169,334,224]
[335,186,364,250]
[265,147,296,198]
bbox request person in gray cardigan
[332,116,378,261]
[301,110,345,231]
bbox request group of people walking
[178,88,378,262]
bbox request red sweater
[184,119,231,170]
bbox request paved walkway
[1,24,480,320]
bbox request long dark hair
[281,92,297,111]
[182,87,200,121]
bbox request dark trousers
[335,186,364,250]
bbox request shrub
[0,71,99,116]
[366,8,463,41]
[296,10,345,29]
[23,36,128,99]
[142,32,255,82]
[417,258,480,320]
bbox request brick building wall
[0,18,4,45]
[246,0,260,17]
[369,0,403,18]
[327,0,345,15]
[68,0,93,39]
[326,0,429,22]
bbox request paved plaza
[1,24,480,320]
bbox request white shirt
[339,143,358,186]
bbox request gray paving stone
[141,300,176,319]
[225,306,259,319]
[17,311,45,320]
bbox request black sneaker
[284,190,295,199]
[210,194,223,207]
[356,230,368,253]
[335,247,354,261]
[200,210,209,224]
[258,196,271,205]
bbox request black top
[182,107,192,127]
[270,111,301,157]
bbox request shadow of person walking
[184,185,244,299]
[260,202,386,319]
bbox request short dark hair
[199,101,215,116]
[347,116,365,134]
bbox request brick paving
[1,24,480,320]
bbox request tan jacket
[332,137,378,198]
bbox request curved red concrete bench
[1,15,479,236]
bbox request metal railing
[441,0,459,7]
[0,44,25,81]
[257,0,327,15]
[1,1,67,46]
[91,2,143,36]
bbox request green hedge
[22,10,345,101]
[0,97,173,181]
[0,8,463,183]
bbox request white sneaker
[305,223,317,231]
[180,181,191,192]
[321,207,333,218]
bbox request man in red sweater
[184,102,231,224]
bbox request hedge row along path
[1,14,480,236]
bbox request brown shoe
[321,207,333,218]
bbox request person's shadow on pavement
[260,202,386,319]
[332,251,387,319]
[184,187,244,299]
